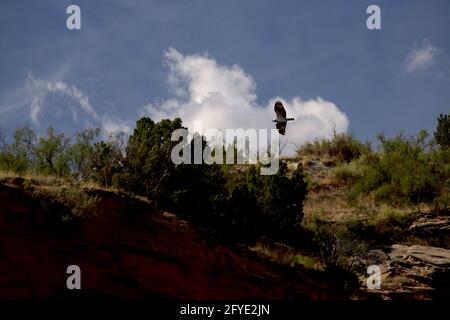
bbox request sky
[1,0,449,155]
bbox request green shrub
[347,206,414,244]
[28,186,98,223]
[90,134,125,188]
[373,183,397,203]
[331,161,362,186]
[118,117,183,197]
[187,160,308,239]
[230,162,307,237]
[291,254,318,269]
[0,126,35,173]
[435,112,450,148]
[350,130,449,209]
[297,132,369,163]
[309,214,368,273]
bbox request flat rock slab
[410,216,450,232]
[406,245,450,267]
[361,244,450,299]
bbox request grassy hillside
[0,112,449,299]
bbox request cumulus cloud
[142,48,349,155]
[24,73,132,136]
[405,42,439,73]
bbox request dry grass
[368,204,412,228]
[78,180,119,193]
[0,170,18,179]
[248,240,323,270]
[0,170,68,186]
[0,170,103,221]
[303,166,356,223]
[27,184,99,220]
[330,161,363,186]
[0,170,121,193]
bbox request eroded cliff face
[0,180,347,300]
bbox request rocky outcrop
[362,244,450,299]
[410,215,450,233]
[303,157,334,176]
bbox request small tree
[247,162,307,235]
[0,125,36,173]
[69,128,100,180]
[91,133,125,187]
[435,112,450,148]
[119,117,183,196]
[34,127,70,177]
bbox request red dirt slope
[0,181,348,299]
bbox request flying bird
[273,101,294,135]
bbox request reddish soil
[0,181,348,299]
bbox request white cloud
[26,73,99,124]
[24,73,132,136]
[405,42,439,73]
[142,48,349,155]
[100,118,133,137]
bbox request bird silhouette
[273,101,294,135]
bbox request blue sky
[1,0,449,150]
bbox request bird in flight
[273,101,294,135]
